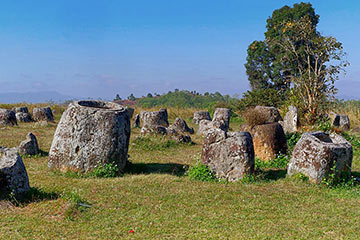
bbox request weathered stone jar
[202,129,255,181]
[0,146,30,195]
[48,100,131,173]
[193,111,211,124]
[287,131,353,184]
[33,107,54,122]
[140,109,169,134]
[0,109,17,126]
[241,122,288,161]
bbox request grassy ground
[1,107,360,239]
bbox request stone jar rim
[304,131,351,147]
[74,100,126,112]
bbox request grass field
[1,107,360,239]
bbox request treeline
[136,90,238,110]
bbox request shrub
[237,88,286,111]
[187,161,217,182]
[316,116,333,133]
[242,108,267,127]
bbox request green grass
[1,107,360,239]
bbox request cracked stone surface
[202,128,255,181]
[0,146,30,195]
[287,131,353,184]
[48,100,131,173]
[279,106,298,133]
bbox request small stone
[0,146,30,195]
[287,131,353,184]
[18,133,39,156]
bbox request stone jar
[33,107,54,122]
[48,100,131,173]
[140,109,169,134]
[213,108,232,131]
[254,106,283,123]
[241,122,287,161]
[193,111,211,124]
[287,131,353,184]
[0,146,30,195]
[0,109,17,126]
[202,129,255,181]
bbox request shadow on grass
[257,169,287,181]
[0,187,59,206]
[125,162,187,176]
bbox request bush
[316,116,333,133]
[242,108,267,127]
[187,161,217,182]
[237,88,285,111]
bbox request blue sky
[0,0,359,100]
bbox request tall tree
[244,2,347,123]
[267,15,348,123]
[245,2,319,91]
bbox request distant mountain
[0,91,80,104]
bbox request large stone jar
[48,100,131,173]
[202,129,255,181]
[241,122,287,161]
[287,131,353,184]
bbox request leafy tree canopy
[245,2,319,91]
